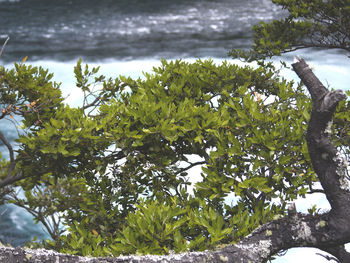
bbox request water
[0,0,283,62]
[0,0,349,261]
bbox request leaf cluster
[229,0,350,61]
[0,63,62,127]
[51,196,275,257]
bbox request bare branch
[0,131,14,164]
[0,173,25,189]
[316,252,340,263]
[0,37,9,58]
[0,130,17,181]
[323,245,350,262]
[175,161,207,176]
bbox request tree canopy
[229,0,350,61]
[0,0,350,262]
[1,58,316,256]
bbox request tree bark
[292,57,350,236]
[1,57,349,262]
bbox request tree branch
[175,160,207,176]
[0,131,19,185]
[292,56,350,242]
[0,37,9,58]
[0,212,339,263]
[322,245,350,262]
[0,131,14,165]
[0,172,26,189]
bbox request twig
[0,131,15,173]
[316,252,340,262]
[0,37,9,58]
[175,161,207,176]
[0,172,25,189]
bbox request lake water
[0,0,349,261]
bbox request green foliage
[0,62,62,128]
[46,197,229,256]
[3,58,322,257]
[47,196,282,257]
[50,197,235,256]
[0,62,63,189]
[229,0,350,61]
[54,218,111,257]
[2,48,349,258]
[110,198,190,255]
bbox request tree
[1,1,350,263]
[1,57,349,263]
[3,58,314,255]
[0,55,63,196]
[229,0,350,61]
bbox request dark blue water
[0,0,283,62]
